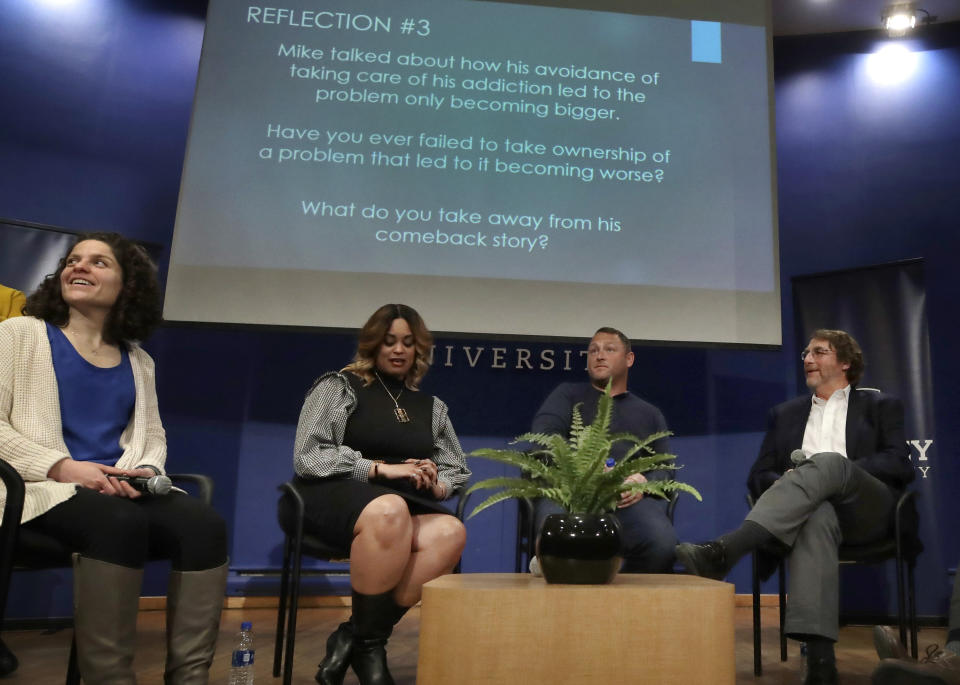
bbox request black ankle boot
[315,621,353,685]
[349,590,399,685]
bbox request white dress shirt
[801,384,851,458]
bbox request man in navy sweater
[531,327,677,573]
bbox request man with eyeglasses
[530,326,677,574]
[676,329,915,685]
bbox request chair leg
[908,562,918,659]
[752,551,762,676]
[527,503,537,569]
[515,502,526,573]
[273,534,293,677]
[283,529,305,685]
[778,561,787,662]
[896,553,907,649]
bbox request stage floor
[1,602,947,684]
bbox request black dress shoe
[675,541,729,580]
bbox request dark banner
[793,259,947,618]
[0,220,164,296]
[0,221,77,294]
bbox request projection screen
[165,0,780,344]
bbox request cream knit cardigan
[0,316,166,525]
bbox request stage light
[881,3,937,37]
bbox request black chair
[0,457,213,683]
[272,481,350,685]
[748,490,920,676]
[0,457,25,677]
[272,480,469,685]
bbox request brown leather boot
[73,555,143,684]
[164,561,228,685]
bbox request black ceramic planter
[536,512,623,584]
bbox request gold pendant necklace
[67,328,100,356]
[375,372,410,423]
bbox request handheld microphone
[789,449,807,466]
[115,474,173,495]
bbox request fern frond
[619,479,703,502]
[511,432,558,448]
[607,454,678,481]
[468,447,555,481]
[569,403,585,448]
[464,476,541,496]
[467,490,528,518]
[617,430,672,461]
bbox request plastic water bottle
[798,642,808,682]
[228,621,255,685]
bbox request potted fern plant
[467,382,701,584]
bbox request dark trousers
[23,487,227,571]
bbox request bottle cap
[241,621,252,631]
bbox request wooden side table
[416,573,734,685]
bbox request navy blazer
[747,387,915,498]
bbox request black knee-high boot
[316,594,409,685]
[315,621,353,685]
[386,600,410,631]
[349,590,401,685]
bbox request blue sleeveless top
[46,322,136,465]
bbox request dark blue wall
[1,0,957,619]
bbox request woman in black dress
[288,304,470,685]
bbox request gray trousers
[746,452,897,641]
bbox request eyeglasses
[800,347,834,362]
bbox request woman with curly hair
[285,303,470,685]
[0,232,227,684]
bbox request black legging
[23,488,227,571]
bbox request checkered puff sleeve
[431,397,470,498]
[294,371,375,483]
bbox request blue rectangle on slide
[691,21,722,63]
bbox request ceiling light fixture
[881,2,937,37]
